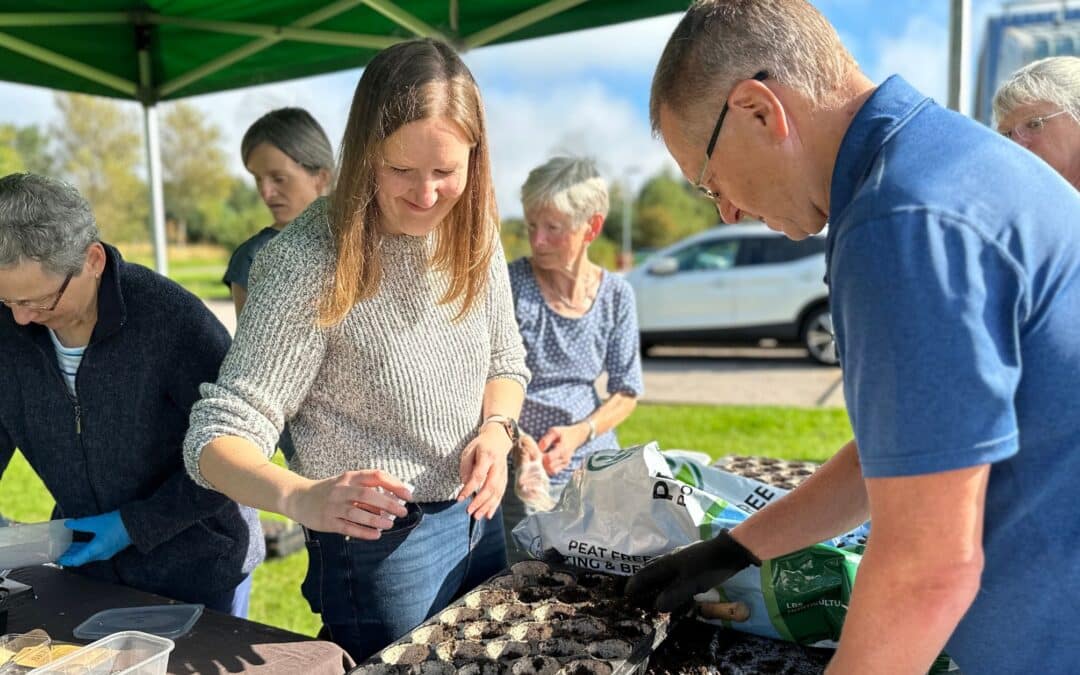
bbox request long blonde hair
[321,38,498,326]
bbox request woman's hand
[538,423,591,477]
[458,424,514,520]
[284,469,413,539]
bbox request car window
[673,239,740,272]
[742,236,827,265]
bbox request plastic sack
[513,442,865,647]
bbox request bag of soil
[514,443,959,673]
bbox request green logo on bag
[586,448,636,471]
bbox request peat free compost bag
[513,442,868,648]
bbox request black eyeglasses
[695,70,769,201]
[0,272,74,312]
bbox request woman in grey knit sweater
[183,38,529,661]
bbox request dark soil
[646,621,832,675]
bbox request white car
[626,223,837,365]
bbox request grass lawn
[119,243,232,301]
[0,403,850,636]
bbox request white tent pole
[948,0,972,115]
[143,104,168,275]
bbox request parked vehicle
[625,223,837,365]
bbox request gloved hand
[514,435,556,511]
[58,511,132,567]
[624,529,761,613]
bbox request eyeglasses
[695,70,769,201]
[1000,110,1071,142]
[0,272,74,312]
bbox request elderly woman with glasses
[0,173,263,617]
[501,156,644,561]
[994,56,1080,190]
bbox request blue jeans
[301,500,507,662]
[203,573,253,618]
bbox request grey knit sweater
[183,198,530,502]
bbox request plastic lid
[73,604,203,640]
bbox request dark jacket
[0,244,264,603]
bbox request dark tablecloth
[5,566,354,675]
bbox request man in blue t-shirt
[625,2,1080,673]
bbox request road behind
[205,300,845,410]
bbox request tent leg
[948,0,971,116]
[143,103,168,275]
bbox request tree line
[2,94,720,267]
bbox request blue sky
[0,0,1037,217]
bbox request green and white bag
[514,442,863,647]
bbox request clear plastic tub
[0,521,72,569]
[73,605,203,641]
[28,631,174,675]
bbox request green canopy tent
[0,0,688,273]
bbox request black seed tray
[350,561,671,675]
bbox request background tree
[13,124,56,176]
[161,101,233,245]
[0,125,25,176]
[633,169,716,249]
[52,93,147,242]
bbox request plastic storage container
[0,521,72,570]
[28,631,173,675]
[73,605,202,641]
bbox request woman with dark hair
[184,38,529,661]
[224,107,334,316]
[224,107,334,462]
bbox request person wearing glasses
[994,56,1080,190]
[183,38,529,661]
[0,173,263,617]
[625,2,1080,674]
[501,156,643,561]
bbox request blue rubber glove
[58,511,133,567]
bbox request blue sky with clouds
[0,0,1040,217]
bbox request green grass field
[119,243,232,301]
[0,404,850,636]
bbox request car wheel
[801,307,838,366]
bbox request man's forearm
[732,439,868,559]
[826,543,982,674]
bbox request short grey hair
[993,56,1080,124]
[651,0,858,142]
[521,156,609,227]
[0,173,98,275]
[241,107,335,177]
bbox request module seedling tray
[352,561,671,675]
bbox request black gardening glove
[624,529,761,613]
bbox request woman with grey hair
[994,56,1080,189]
[224,107,334,316]
[502,156,644,561]
[0,173,263,617]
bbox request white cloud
[867,14,950,103]
[463,14,683,82]
[482,81,675,219]
[0,81,59,129]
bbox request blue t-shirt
[223,226,280,290]
[509,258,644,485]
[828,76,1080,672]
